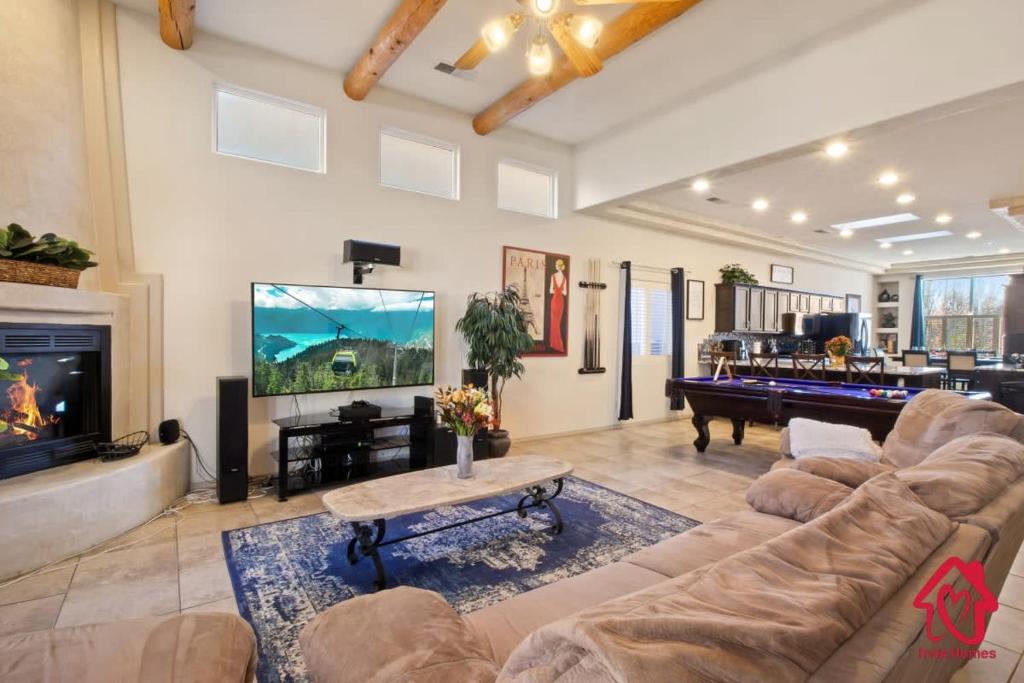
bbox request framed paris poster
[502,246,570,356]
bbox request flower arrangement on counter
[825,335,853,360]
[435,384,494,436]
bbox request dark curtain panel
[618,261,633,421]
[670,268,686,410]
[910,274,925,349]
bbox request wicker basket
[0,259,81,288]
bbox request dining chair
[846,355,885,385]
[901,349,929,368]
[944,350,977,391]
[792,353,826,381]
[710,351,737,380]
[749,352,779,378]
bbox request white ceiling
[640,90,1024,266]
[113,0,903,144]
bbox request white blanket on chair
[788,418,882,462]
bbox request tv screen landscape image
[251,283,434,397]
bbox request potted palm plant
[455,286,534,457]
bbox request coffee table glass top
[322,455,573,522]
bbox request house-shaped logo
[913,557,998,646]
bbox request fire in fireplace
[0,324,110,480]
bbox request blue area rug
[223,476,699,682]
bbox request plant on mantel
[718,263,758,285]
[0,223,98,288]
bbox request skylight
[830,213,919,231]
[874,230,954,243]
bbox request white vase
[456,434,474,479]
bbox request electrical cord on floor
[181,428,217,483]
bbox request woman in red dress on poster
[548,259,567,353]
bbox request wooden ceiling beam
[158,0,195,50]
[548,15,603,78]
[473,0,703,135]
[344,0,447,101]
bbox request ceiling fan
[455,0,676,78]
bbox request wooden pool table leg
[692,414,711,452]
[731,418,746,446]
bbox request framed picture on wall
[502,246,570,356]
[845,294,862,313]
[770,264,794,285]
[686,280,705,320]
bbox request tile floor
[0,418,1022,681]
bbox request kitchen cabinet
[715,283,852,333]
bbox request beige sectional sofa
[0,612,257,682]
[301,391,1024,683]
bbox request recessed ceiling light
[752,198,769,211]
[790,211,808,224]
[902,249,914,256]
[965,231,982,239]
[1000,248,1011,254]
[825,141,849,158]
[879,242,893,249]
[691,178,710,193]
[896,193,916,205]
[876,230,954,243]
[878,171,899,186]
[831,213,919,231]
[935,213,952,224]
[839,228,853,238]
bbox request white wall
[575,0,1024,209]
[115,8,873,481]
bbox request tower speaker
[461,369,488,389]
[217,376,249,504]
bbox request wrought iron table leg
[515,478,565,534]
[349,519,387,590]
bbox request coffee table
[322,455,574,590]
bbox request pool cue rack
[578,258,607,374]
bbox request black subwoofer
[216,376,249,504]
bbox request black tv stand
[272,401,433,501]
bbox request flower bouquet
[825,335,853,368]
[435,384,493,478]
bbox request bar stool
[944,351,977,391]
[710,351,737,379]
[749,352,779,378]
[846,355,885,385]
[793,353,826,381]
[1000,381,1024,413]
[901,349,929,368]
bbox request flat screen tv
[251,283,434,397]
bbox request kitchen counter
[697,358,944,389]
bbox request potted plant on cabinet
[455,285,534,457]
[0,224,97,288]
[718,263,758,285]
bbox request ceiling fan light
[482,15,517,52]
[526,36,553,76]
[569,15,602,49]
[532,0,558,18]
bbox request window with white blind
[497,159,558,218]
[631,284,672,356]
[213,84,326,173]
[378,127,460,200]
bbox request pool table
[665,376,991,452]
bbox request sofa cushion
[498,474,955,683]
[882,389,1024,468]
[464,561,666,667]
[746,469,853,523]
[301,586,497,683]
[622,510,800,579]
[0,613,256,683]
[897,432,1024,518]
[773,456,895,488]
